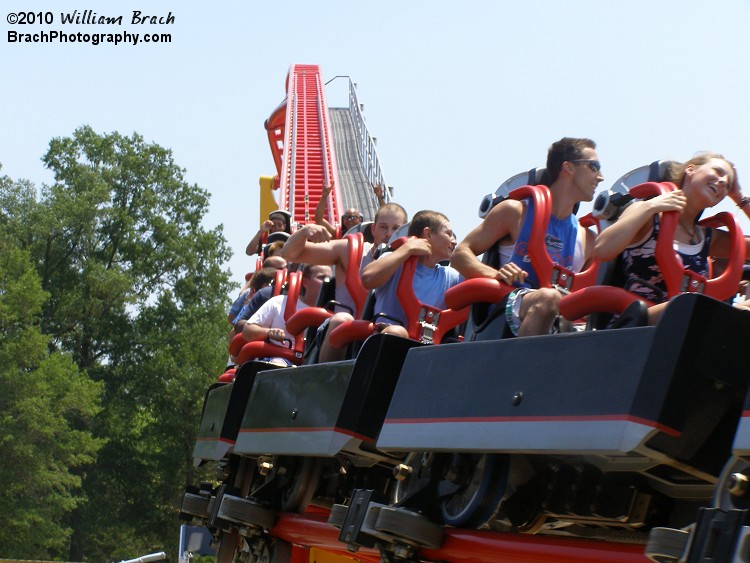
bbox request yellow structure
[259,175,278,225]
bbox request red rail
[264,64,342,229]
[269,512,650,563]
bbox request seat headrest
[478,166,547,218]
[267,231,290,244]
[344,221,375,244]
[269,209,292,222]
[592,160,676,221]
[387,223,411,246]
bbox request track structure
[263,64,386,234]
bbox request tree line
[0,126,233,561]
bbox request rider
[361,210,463,338]
[241,264,332,366]
[594,152,746,323]
[245,210,292,256]
[281,203,408,361]
[451,137,602,336]
[315,181,388,238]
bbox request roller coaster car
[561,180,746,327]
[192,361,284,463]
[181,334,424,555]
[340,293,750,548]
[228,270,334,368]
[327,233,470,350]
[183,164,749,561]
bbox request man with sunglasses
[342,208,364,230]
[314,182,364,237]
[452,137,603,336]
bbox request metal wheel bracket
[217,493,277,531]
[679,508,750,562]
[180,490,211,521]
[327,503,348,530]
[338,489,380,549]
[373,506,443,549]
[338,489,444,553]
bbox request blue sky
[2,0,749,283]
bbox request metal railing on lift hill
[345,77,390,207]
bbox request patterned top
[618,215,712,304]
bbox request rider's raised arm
[361,239,430,290]
[245,220,274,256]
[314,184,337,237]
[280,224,346,267]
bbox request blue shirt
[509,206,578,289]
[233,286,273,326]
[374,261,464,327]
[228,288,252,318]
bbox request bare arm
[245,220,274,256]
[708,229,750,259]
[580,225,597,269]
[314,184,336,237]
[712,185,750,259]
[242,323,286,343]
[594,191,686,261]
[279,224,346,267]
[372,182,386,208]
[451,200,523,280]
[361,238,431,289]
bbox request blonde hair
[666,152,739,193]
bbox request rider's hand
[495,263,528,285]
[649,190,687,213]
[402,238,432,257]
[303,224,332,243]
[267,328,285,342]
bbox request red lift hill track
[263,63,384,235]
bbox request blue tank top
[509,204,578,289]
[619,216,712,304]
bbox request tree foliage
[0,126,233,561]
[0,196,103,559]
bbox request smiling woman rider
[593,152,747,322]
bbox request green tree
[1,126,234,561]
[0,186,104,559]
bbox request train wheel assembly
[279,457,323,513]
[437,453,509,528]
[218,494,277,530]
[215,529,241,563]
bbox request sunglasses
[343,215,362,220]
[571,159,601,172]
